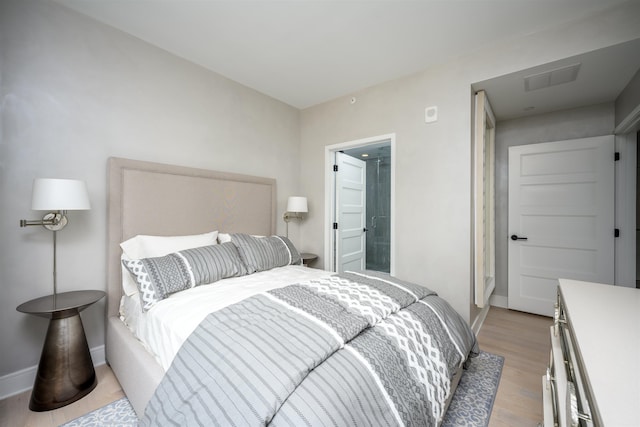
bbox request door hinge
[333,222,338,230]
[615,152,620,161]
[333,164,338,172]
[615,228,620,238]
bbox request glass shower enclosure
[343,144,391,273]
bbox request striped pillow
[180,243,248,284]
[230,233,302,274]
[122,242,247,311]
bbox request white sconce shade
[31,179,91,211]
[21,177,91,297]
[286,196,308,213]
[284,196,308,238]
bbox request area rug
[441,351,504,426]
[61,351,503,427]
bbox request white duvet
[120,265,331,371]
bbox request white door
[336,152,366,272]
[508,136,615,316]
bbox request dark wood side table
[16,290,105,411]
[300,252,318,267]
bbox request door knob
[363,228,369,232]
[510,234,528,241]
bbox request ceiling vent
[524,63,581,92]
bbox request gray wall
[493,103,616,299]
[2,0,640,386]
[0,0,300,378]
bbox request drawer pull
[578,413,592,422]
[553,303,566,336]
[546,367,555,384]
[544,368,559,425]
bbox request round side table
[17,290,105,411]
[300,252,318,267]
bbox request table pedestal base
[29,311,97,412]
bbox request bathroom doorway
[324,133,395,274]
[342,144,391,272]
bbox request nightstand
[16,290,105,411]
[300,252,318,267]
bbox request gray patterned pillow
[180,242,248,283]
[122,242,247,311]
[230,233,302,274]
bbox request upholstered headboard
[106,157,276,318]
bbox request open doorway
[324,134,396,274]
[472,39,640,314]
[342,143,392,272]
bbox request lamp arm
[283,211,305,222]
[20,211,68,231]
[20,219,49,227]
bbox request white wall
[494,103,616,299]
[299,2,640,324]
[0,0,300,381]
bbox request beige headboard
[106,157,276,318]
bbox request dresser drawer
[543,294,594,427]
[559,324,593,427]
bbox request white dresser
[543,279,640,426]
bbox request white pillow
[217,232,263,244]
[119,231,218,295]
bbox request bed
[106,157,478,426]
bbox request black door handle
[510,234,528,241]
[363,228,369,232]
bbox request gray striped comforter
[143,271,478,426]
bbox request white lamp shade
[286,196,308,213]
[31,178,91,211]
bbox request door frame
[324,133,396,274]
[614,131,637,287]
[614,101,640,288]
[473,90,496,308]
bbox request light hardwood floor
[0,365,124,427]
[478,307,552,426]
[1,307,551,427]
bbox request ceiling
[55,0,634,112]
[474,38,640,121]
[344,143,391,161]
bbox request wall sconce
[283,196,308,237]
[20,178,91,296]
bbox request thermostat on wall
[425,106,438,123]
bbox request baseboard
[490,294,508,308]
[471,303,491,335]
[0,345,105,400]
[471,294,509,335]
